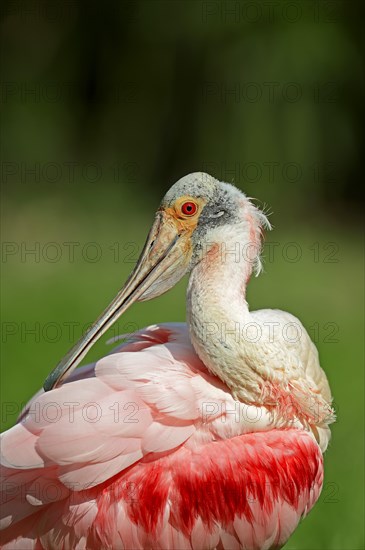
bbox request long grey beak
[43,212,187,391]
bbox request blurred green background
[1,1,364,548]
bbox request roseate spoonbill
[1,172,334,550]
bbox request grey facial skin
[163,171,241,248]
[162,172,244,268]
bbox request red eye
[181,201,197,216]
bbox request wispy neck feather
[243,197,271,277]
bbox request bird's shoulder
[250,308,332,398]
[249,308,317,369]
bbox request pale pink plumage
[1,324,323,549]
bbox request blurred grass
[1,195,364,550]
[1,1,364,547]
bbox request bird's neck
[186,231,335,439]
[186,236,264,402]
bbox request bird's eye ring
[180,201,198,216]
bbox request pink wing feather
[1,323,324,549]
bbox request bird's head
[138,172,270,301]
[44,172,270,390]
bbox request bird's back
[1,323,326,550]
